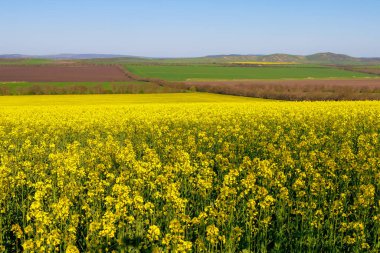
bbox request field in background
[0,58,53,65]
[0,65,131,82]
[125,64,375,81]
[1,93,379,252]
[0,64,183,95]
[0,59,379,100]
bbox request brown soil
[0,65,132,82]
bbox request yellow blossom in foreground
[0,94,379,252]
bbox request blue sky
[1,0,379,57]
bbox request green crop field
[126,65,375,81]
[0,58,53,65]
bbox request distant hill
[0,54,134,60]
[197,54,305,63]
[1,52,379,65]
[257,54,305,62]
[206,54,264,58]
[0,54,29,59]
[305,52,358,64]
[202,52,380,65]
[42,54,133,59]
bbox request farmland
[0,93,379,252]
[125,64,376,81]
[0,61,379,99]
[2,0,380,252]
[0,58,53,65]
[230,62,297,65]
[0,65,130,82]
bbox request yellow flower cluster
[0,94,379,252]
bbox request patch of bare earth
[0,65,132,82]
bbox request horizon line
[1,52,380,59]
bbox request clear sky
[1,0,379,57]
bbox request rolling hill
[1,52,380,65]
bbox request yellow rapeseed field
[0,93,379,252]
[230,62,297,65]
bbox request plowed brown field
[0,65,131,82]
